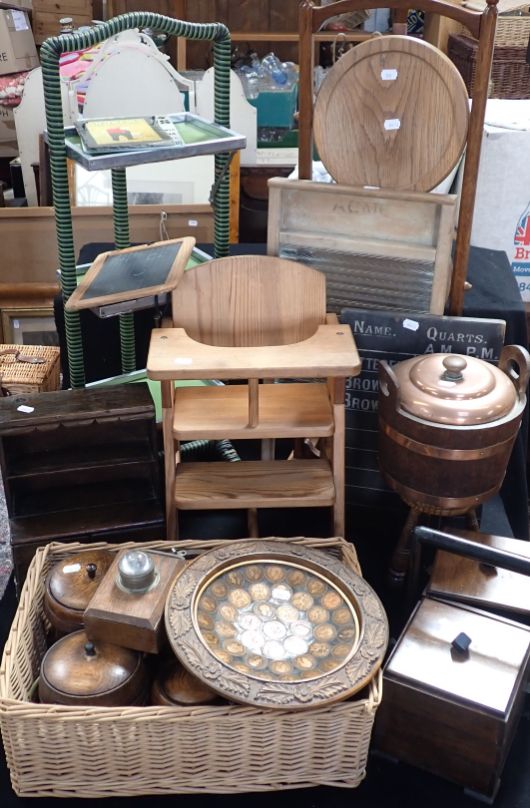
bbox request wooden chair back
[298,0,499,315]
[171,255,327,346]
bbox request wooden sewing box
[375,531,530,802]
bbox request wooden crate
[0,344,60,394]
[267,179,457,315]
[31,0,93,44]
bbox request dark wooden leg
[388,508,421,587]
[466,508,480,531]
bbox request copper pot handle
[378,360,400,408]
[499,344,530,398]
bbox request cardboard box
[0,9,38,76]
[0,104,15,142]
[470,100,530,301]
[0,0,32,10]
[0,138,17,157]
[0,104,17,157]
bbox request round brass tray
[165,541,388,710]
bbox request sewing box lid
[428,530,530,616]
[386,598,530,716]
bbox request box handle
[451,631,472,658]
[0,349,46,365]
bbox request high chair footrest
[174,459,335,509]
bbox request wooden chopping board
[313,35,469,192]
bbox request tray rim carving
[165,539,388,710]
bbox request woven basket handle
[0,349,46,365]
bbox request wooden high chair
[147,255,360,540]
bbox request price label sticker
[11,10,29,30]
[17,405,35,413]
[174,357,193,365]
[384,118,401,131]
[381,69,398,81]
[402,318,420,332]
[63,563,82,574]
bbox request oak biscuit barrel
[378,346,530,514]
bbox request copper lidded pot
[378,346,530,514]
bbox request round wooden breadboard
[313,35,469,192]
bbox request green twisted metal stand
[41,13,231,388]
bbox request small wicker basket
[0,536,383,798]
[0,345,60,395]
[448,32,530,99]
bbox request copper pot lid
[395,353,518,426]
[46,549,114,613]
[165,540,388,710]
[39,630,143,703]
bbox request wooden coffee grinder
[84,547,185,654]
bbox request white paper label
[188,219,198,227]
[13,319,19,329]
[174,357,193,365]
[381,69,398,81]
[11,10,29,31]
[17,405,35,413]
[62,563,82,574]
[384,118,401,131]
[402,318,419,332]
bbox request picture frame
[0,307,59,347]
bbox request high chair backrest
[171,255,327,347]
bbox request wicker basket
[493,13,530,47]
[0,536,383,798]
[0,345,60,394]
[448,33,530,99]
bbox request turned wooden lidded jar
[44,550,114,634]
[38,630,148,707]
[151,659,219,707]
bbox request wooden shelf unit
[0,384,164,589]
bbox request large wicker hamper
[0,536,382,798]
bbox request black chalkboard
[339,309,507,512]
[83,242,182,300]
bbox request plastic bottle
[261,53,288,87]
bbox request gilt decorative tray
[165,540,388,710]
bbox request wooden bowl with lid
[151,658,220,707]
[38,630,148,707]
[44,549,114,635]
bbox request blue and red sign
[513,203,530,280]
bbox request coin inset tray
[165,540,388,710]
